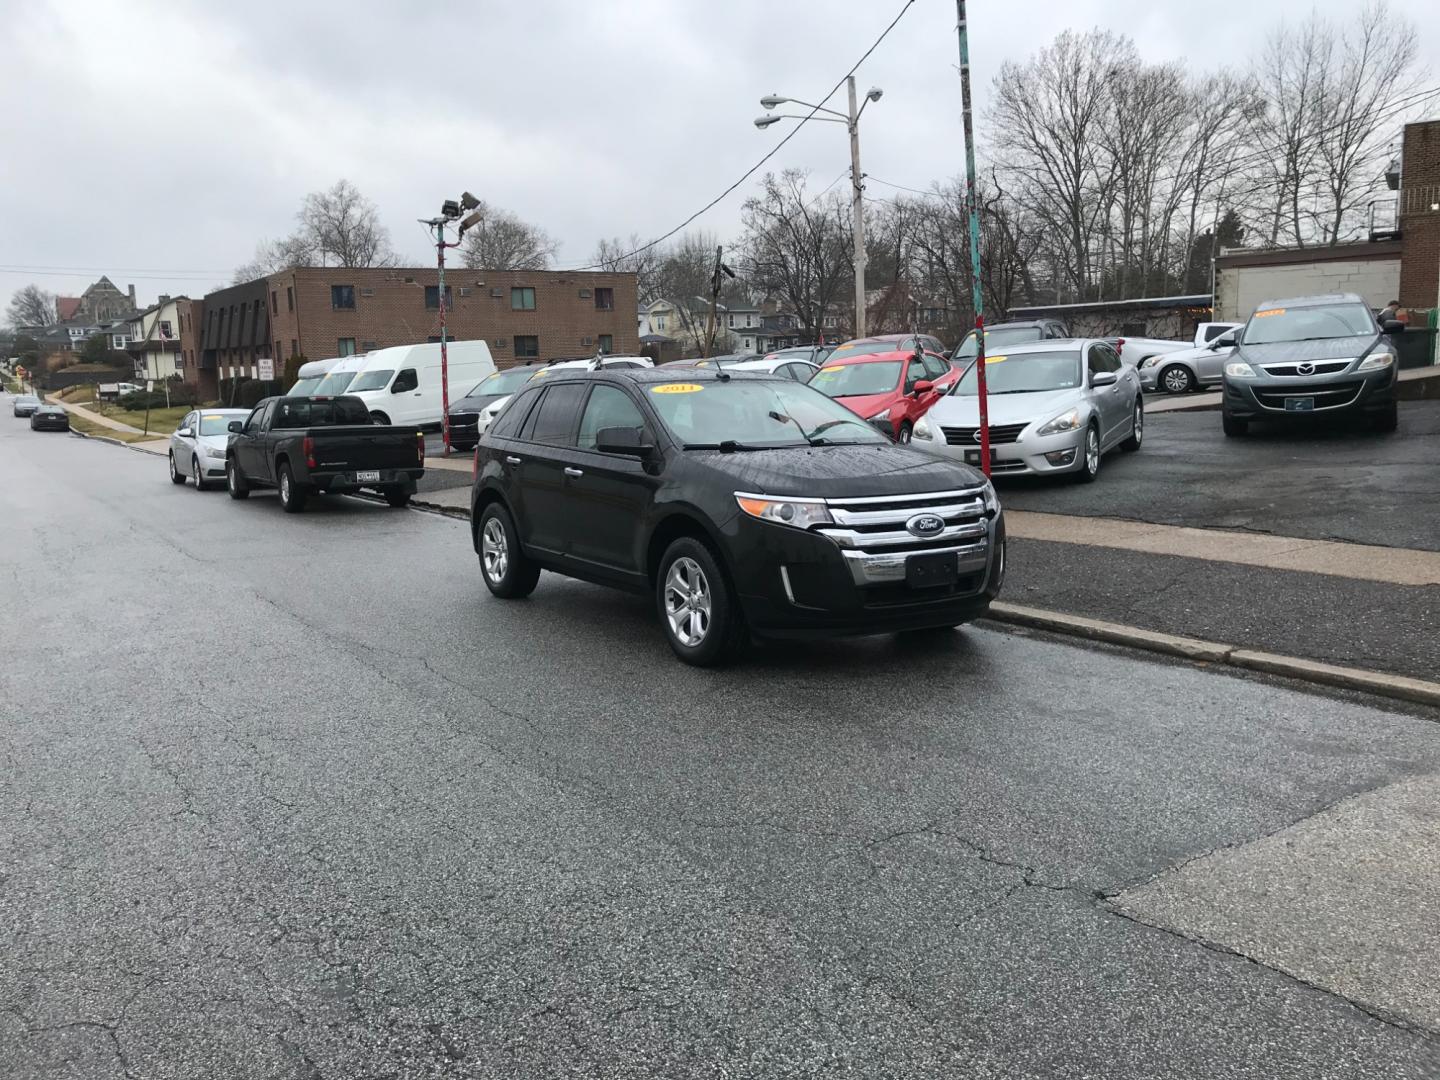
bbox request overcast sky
[1,0,1429,315]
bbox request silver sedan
[909,339,1143,482]
[168,408,251,489]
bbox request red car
[808,346,960,442]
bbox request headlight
[978,479,999,514]
[912,415,935,440]
[735,494,833,530]
[1036,408,1082,436]
[1224,361,1258,378]
[1141,355,1163,368]
[867,407,891,422]
[1357,352,1394,372]
[203,445,226,458]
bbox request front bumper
[30,417,70,430]
[911,427,1086,476]
[1223,365,1396,420]
[726,499,1007,638]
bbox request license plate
[356,470,381,483]
[906,551,959,589]
[964,448,996,466]
[1284,397,1314,413]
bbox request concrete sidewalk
[46,395,150,434]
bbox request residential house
[69,276,139,324]
[126,295,188,382]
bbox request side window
[1100,344,1123,372]
[780,363,808,382]
[904,358,926,390]
[1087,345,1121,377]
[922,353,949,380]
[391,368,418,393]
[180,411,195,433]
[524,383,586,445]
[243,405,265,433]
[489,387,541,440]
[577,385,648,451]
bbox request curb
[986,601,1440,709]
[71,430,167,456]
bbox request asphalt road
[998,401,1440,551]
[3,417,1440,1078]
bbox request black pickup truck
[224,395,425,513]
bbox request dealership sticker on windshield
[1254,308,1285,318]
[651,383,703,394]
[984,355,1007,364]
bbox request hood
[684,443,985,499]
[196,432,232,450]
[450,392,507,414]
[1237,333,1381,366]
[831,391,895,419]
[924,388,1080,428]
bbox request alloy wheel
[1132,405,1143,445]
[664,557,712,647]
[1085,428,1100,475]
[1162,367,1190,393]
[192,458,202,490]
[481,518,509,583]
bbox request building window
[338,338,356,356]
[655,315,666,330]
[275,340,282,358]
[424,285,453,310]
[598,334,613,354]
[594,287,614,311]
[511,287,536,311]
[514,335,540,357]
[332,285,356,310]
[286,287,295,312]
[290,339,298,357]
[727,314,734,328]
[270,291,278,315]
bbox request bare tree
[5,284,57,329]
[591,234,662,304]
[739,171,852,339]
[460,203,558,270]
[232,234,317,284]
[298,180,397,268]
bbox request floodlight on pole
[759,94,787,109]
[754,115,782,129]
[460,191,480,211]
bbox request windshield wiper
[684,440,767,452]
[768,409,821,446]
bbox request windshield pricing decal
[1254,308,1285,318]
[201,414,226,421]
[651,383,703,394]
[985,355,1007,364]
[817,366,844,374]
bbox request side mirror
[595,426,653,456]
[1091,371,1118,388]
[177,427,192,438]
[1382,319,1405,334]
[912,379,934,396]
[227,421,243,433]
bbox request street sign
[146,380,154,392]
[258,358,274,381]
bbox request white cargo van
[340,340,495,426]
[287,356,341,396]
[310,352,371,398]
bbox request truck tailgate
[306,426,422,471]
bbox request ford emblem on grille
[906,513,946,538]
[1297,362,1315,376]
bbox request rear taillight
[303,436,315,468]
[417,431,426,464]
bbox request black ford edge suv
[471,368,1005,665]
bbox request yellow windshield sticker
[651,383,703,394]
[1254,308,1285,318]
[984,355,1007,364]
[818,366,844,374]
[201,414,226,420]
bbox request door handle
[564,467,583,478]
[505,455,521,465]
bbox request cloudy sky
[1,0,1428,314]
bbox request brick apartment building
[263,267,638,369]
[1397,118,1440,313]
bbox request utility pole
[703,246,735,360]
[848,75,868,339]
[421,192,483,454]
[955,0,990,477]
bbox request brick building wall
[1398,119,1440,312]
[175,298,215,398]
[263,267,638,368]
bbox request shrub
[238,379,271,408]
[118,391,171,410]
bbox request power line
[0,266,225,282]
[559,0,916,272]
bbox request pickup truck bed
[225,395,426,513]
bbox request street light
[754,75,882,337]
[420,191,485,454]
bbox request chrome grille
[941,423,1028,445]
[815,487,993,587]
[1260,360,1351,377]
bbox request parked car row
[11,394,71,431]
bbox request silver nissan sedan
[908,339,1144,482]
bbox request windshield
[647,379,889,447]
[314,370,358,396]
[808,360,901,399]
[347,369,394,393]
[830,338,916,359]
[953,351,1082,395]
[198,414,242,436]
[955,326,1043,360]
[287,377,321,396]
[463,368,532,399]
[272,397,372,428]
[1243,303,1377,345]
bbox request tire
[191,456,207,491]
[370,411,391,425]
[1371,401,1398,433]
[226,458,250,499]
[478,502,540,599]
[655,536,747,667]
[1221,411,1249,437]
[1159,364,1195,394]
[1074,424,1101,483]
[1121,399,1143,452]
[169,452,187,485]
[278,463,308,514]
[897,421,913,444]
[385,488,412,508]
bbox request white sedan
[169,408,251,490]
